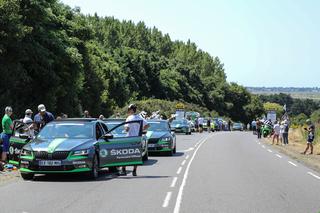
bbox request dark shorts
[199,124,203,128]
[1,133,11,153]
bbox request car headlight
[161,137,171,142]
[72,149,90,156]
[21,149,32,156]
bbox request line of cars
[7,117,179,180]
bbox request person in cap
[34,104,54,131]
[302,119,315,155]
[1,106,14,166]
[98,114,105,120]
[120,104,149,176]
[23,109,35,137]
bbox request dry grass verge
[262,128,320,173]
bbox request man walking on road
[121,104,149,176]
[256,119,262,139]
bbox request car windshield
[37,122,94,139]
[172,120,186,125]
[148,122,169,131]
[233,123,242,127]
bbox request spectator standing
[207,119,211,133]
[34,104,54,131]
[302,119,315,155]
[198,117,204,133]
[279,121,285,145]
[256,119,262,139]
[83,110,91,118]
[23,109,35,138]
[272,121,281,145]
[1,106,13,165]
[282,120,289,145]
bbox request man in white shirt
[272,121,281,145]
[121,104,149,176]
[22,109,35,138]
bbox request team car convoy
[7,114,228,180]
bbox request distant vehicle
[212,118,221,131]
[170,119,192,135]
[19,118,147,180]
[232,122,244,131]
[146,120,176,156]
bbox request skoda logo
[9,146,14,155]
[99,149,108,158]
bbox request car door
[8,120,33,165]
[98,120,144,168]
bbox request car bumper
[147,143,173,152]
[19,157,92,174]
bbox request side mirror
[102,133,114,140]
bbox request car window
[108,120,143,138]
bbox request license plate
[148,144,156,148]
[39,160,62,166]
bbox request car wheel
[21,173,34,180]
[173,145,176,154]
[88,154,99,180]
[142,150,149,161]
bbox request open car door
[8,120,33,165]
[98,120,145,168]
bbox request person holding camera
[302,119,315,155]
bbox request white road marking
[170,177,178,187]
[181,160,186,166]
[268,149,273,153]
[185,155,190,160]
[180,147,194,152]
[307,172,320,180]
[162,192,172,208]
[288,161,297,167]
[173,135,211,213]
[262,145,265,148]
[177,167,182,174]
[276,154,282,158]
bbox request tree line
[1,0,264,123]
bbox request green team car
[147,120,176,156]
[13,118,147,180]
[170,119,192,135]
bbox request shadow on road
[149,152,184,158]
[141,159,158,166]
[32,170,119,182]
[116,175,170,179]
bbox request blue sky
[61,0,320,87]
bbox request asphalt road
[0,132,319,213]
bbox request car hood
[25,138,93,153]
[146,131,170,139]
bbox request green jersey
[2,114,13,134]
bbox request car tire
[173,145,176,154]
[142,150,149,161]
[88,154,99,180]
[21,173,34,180]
